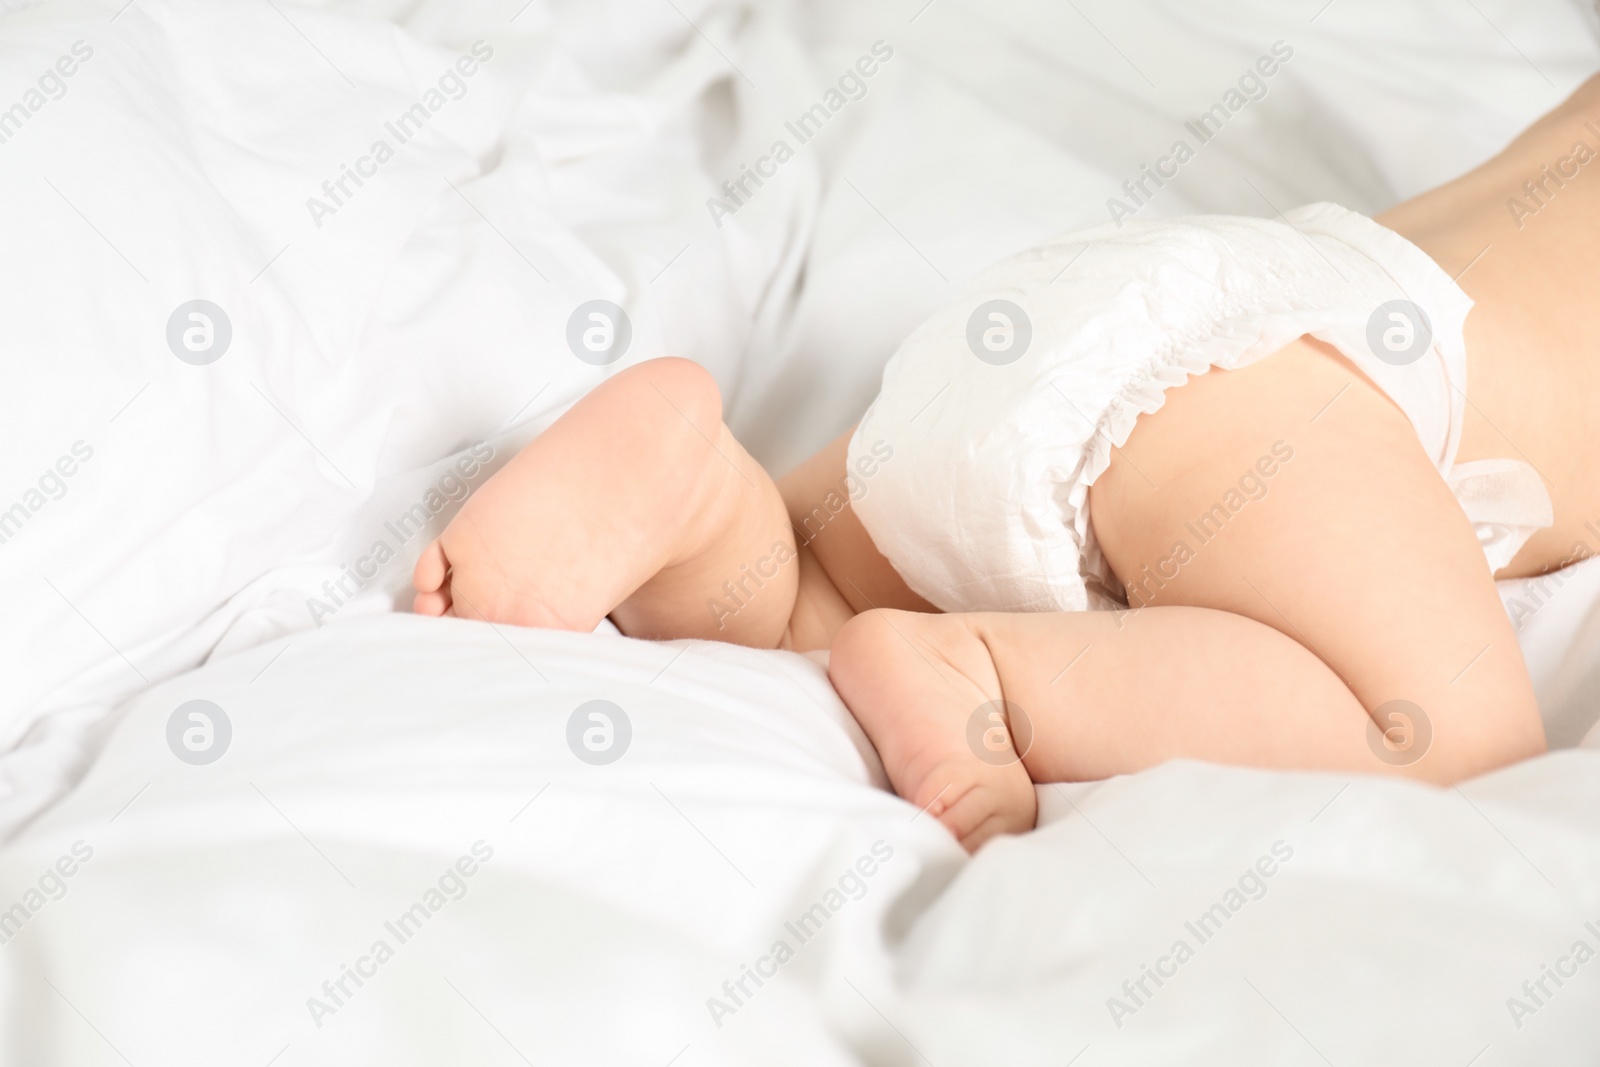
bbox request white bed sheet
[5,0,1600,1063]
[3,615,1597,1065]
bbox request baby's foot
[829,609,1038,852]
[413,358,739,630]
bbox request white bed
[3,0,1600,1063]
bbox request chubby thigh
[1085,336,1544,780]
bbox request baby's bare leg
[774,428,940,649]
[414,358,801,647]
[829,605,1378,851]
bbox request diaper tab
[1447,458,1555,573]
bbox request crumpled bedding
[4,0,1600,1063]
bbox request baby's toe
[413,539,450,593]
[912,762,1034,853]
[413,587,451,617]
[946,789,1029,852]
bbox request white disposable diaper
[848,202,1554,614]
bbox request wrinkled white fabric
[0,0,819,836]
[849,202,1554,614]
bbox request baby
[405,77,1600,849]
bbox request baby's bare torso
[1380,75,1600,577]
